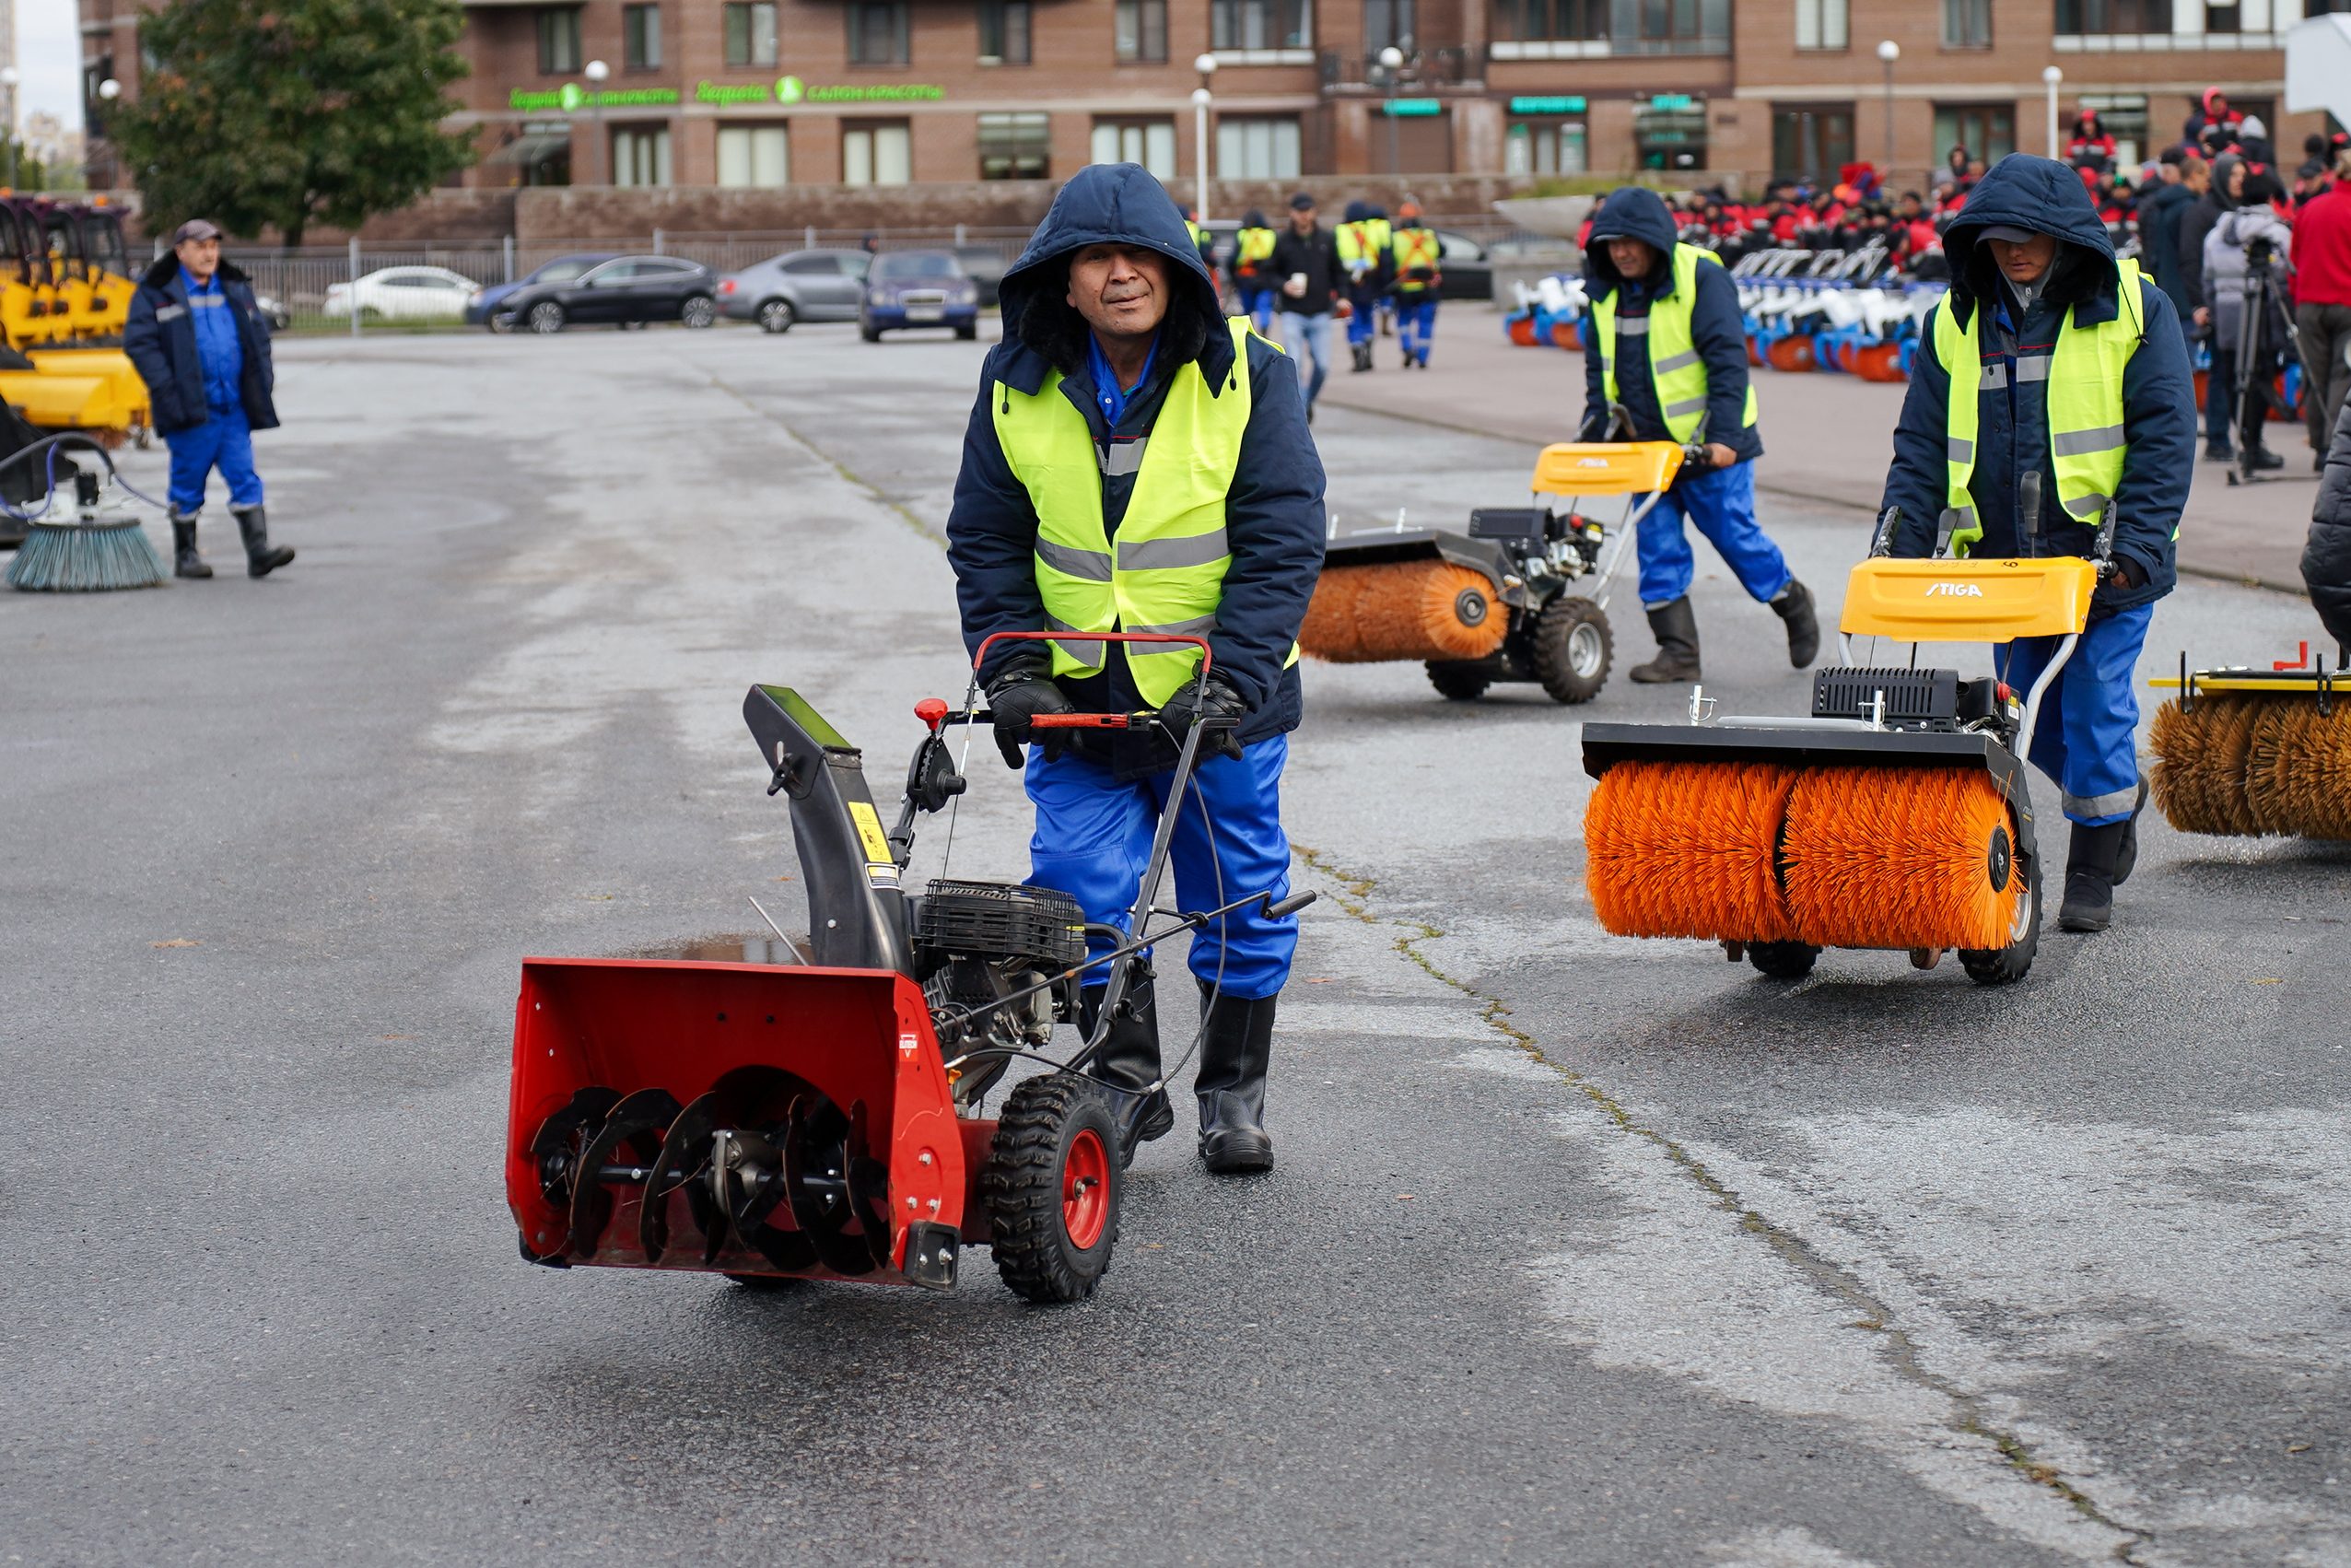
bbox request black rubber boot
[170,511,212,579]
[2112,774,2151,887]
[1629,597,1702,685]
[233,505,295,579]
[1082,974,1173,1167]
[1351,339,1373,372]
[2247,445,2285,473]
[1195,979,1275,1174]
[2058,820,2127,933]
[1772,579,1820,668]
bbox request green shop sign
[1379,99,1442,117]
[690,76,948,106]
[509,83,683,112]
[1509,96,1585,115]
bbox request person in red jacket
[2067,111,2118,175]
[2294,155,2351,468]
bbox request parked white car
[322,266,484,322]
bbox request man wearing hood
[1877,156,2195,934]
[947,165,1325,1176]
[1579,185,1819,683]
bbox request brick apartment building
[79,0,2345,217]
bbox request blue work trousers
[1636,459,1791,608]
[1239,286,1277,333]
[165,404,263,514]
[1346,283,1380,347]
[1024,735,1298,1000]
[1995,603,2154,826]
[1396,296,1437,361]
[1277,310,1331,408]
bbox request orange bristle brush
[2151,696,2262,837]
[1585,761,1800,942]
[1780,766,2021,952]
[2244,702,2351,840]
[1299,564,1372,661]
[1301,561,1508,664]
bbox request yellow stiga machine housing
[1300,440,1689,704]
[75,203,135,342]
[2146,643,2351,841]
[1579,495,2109,986]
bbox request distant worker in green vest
[948,164,1328,1174]
[1580,186,1819,683]
[1387,197,1442,368]
[1233,207,1281,332]
[1877,155,2194,934]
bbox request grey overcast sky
[19,0,83,131]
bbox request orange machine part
[1780,766,2021,951]
[1301,560,1507,664]
[1584,761,1800,942]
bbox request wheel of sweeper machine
[1425,663,1492,701]
[1747,941,1820,979]
[1530,595,1612,705]
[1959,847,2041,987]
[984,1073,1122,1304]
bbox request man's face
[1606,237,1656,279]
[1066,242,1169,344]
[175,237,220,280]
[2211,94,2229,117]
[2228,163,2246,200]
[1988,233,2057,286]
[1289,204,1316,232]
[2184,161,2210,193]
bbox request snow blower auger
[505,632,1314,1304]
[1299,439,1690,705]
[1579,481,2111,987]
[2146,641,2351,841]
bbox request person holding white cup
[1268,192,1341,423]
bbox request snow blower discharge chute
[2146,644,2351,842]
[506,633,1313,1303]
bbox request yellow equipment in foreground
[2146,648,2351,841]
[1580,501,2104,987]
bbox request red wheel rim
[1061,1128,1109,1251]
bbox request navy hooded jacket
[123,252,280,438]
[1579,187,1762,467]
[946,163,1326,761]
[1877,156,2194,615]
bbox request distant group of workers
[1212,193,1445,412]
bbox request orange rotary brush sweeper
[2146,643,2351,841]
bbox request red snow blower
[505,633,1312,1303]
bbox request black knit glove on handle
[1160,675,1248,762]
[986,661,1077,768]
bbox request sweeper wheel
[1746,942,1819,980]
[1529,595,1611,705]
[1959,847,2041,987]
[984,1074,1122,1304]
[1426,663,1492,701]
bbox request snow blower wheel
[1530,594,1612,705]
[1745,942,1819,980]
[1426,663,1492,701]
[1958,848,2041,987]
[984,1074,1122,1304]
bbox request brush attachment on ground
[1299,559,1507,663]
[2151,696,2351,840]
[6,516,166,591]
[1585,760,1801,942]
[1779,766,2022,951]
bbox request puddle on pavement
[626,932,808,965]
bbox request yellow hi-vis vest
[1337,218,1392,273]
[1591,242,1759,444]
[1392,225,1441,292]
[1185,219,1205,252]
[1235,226,1277,275]
[1931,257,2144,556]
[990,317,1299,708]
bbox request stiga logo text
[1924,582,1985,597]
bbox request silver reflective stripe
[1043,614,1105,667]
[1118,530,1230,570]
[1035,539,1113,582]
[1128,614,1218,643]
[1614,316,1651,335]
[2051,423,2126,457]
[2013,355,2053,383]
[2064,783,2142,819]
[2063,492,2111,520]
[1653,348,1701,373]
[1662,395,1708,418]
[1099,437,1148,477]
[1947,437,1974,463]
[1978,362,2008,391]
[1947,504,1980,534]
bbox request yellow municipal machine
[0,197,150,446]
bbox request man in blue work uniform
[1877,156,2195,932]
[123,218,291,580]
[1580,187,1818,682]
[948,164,1326,1174]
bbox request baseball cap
[1288,192,1316,210]
[170,218,222,245]
[1976,224,2039,244]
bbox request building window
[1936,102,2014,166]
[723,2,778,66]
[1505,118,1586,174]
[1941,0,1991,47]
[980,0,1033,64]
[1491,0,1605,41]
[1365,0,1414,50]
[848,1,911,64]
[613,125,672,186]
[718,124,789,186]
[1772,104,1854,181]
[623,4,661,69]
[1217,115,1302,178]
[2054,0,2171,29]
[844,121,912,184]
[1116,0,1168,61]
[1634,101,1707,169]
[536,7,581,74]
[1093,117,1178,178]
[1795,0,1847,50]
[1620,0,1728,53]
[1212,0,1313,51]
[978,111,1051,179]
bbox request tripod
[2227,239,2302,488]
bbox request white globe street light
[582,60,611,185]
[1192,53,1217,223]
[1875,41,1898,180]
[97,78,121,100]
[2043,64,2064,158]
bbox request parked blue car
[469,252,617,332]
[859,251,979,342]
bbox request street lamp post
[2043,65,2064,159]
[1876,41,1899,184]
[1378,45,1405,178]
[583,58,610,185]
[1192,53,1216,223]
[95,77,121,191]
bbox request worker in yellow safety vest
[1233,208,1280,332]
[946,165,1328,1174]
[1875,155,2195,933]
[1386,197,1442,369]
[1336,200,1391,371]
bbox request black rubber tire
[1425,663,1491,701]
[984,1074,1121,1304]
[1748,942,1820,979]
[1960,849,2041,987]
[955,322,978,340]
[1530,595,1613,705]
[860,318,883,343]
[681,295,717,329]
[485,311,516,335]
[757,298,795,333]
[526,301,566,334]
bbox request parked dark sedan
[502,255,720,334]
[471,252,617,331]
[860,251,979,341]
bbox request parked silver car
[716,248,873,333]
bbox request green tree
[112,0,474,247]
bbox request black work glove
[986,661,1076,768]
[1158,674,1248,762]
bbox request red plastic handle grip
[1027,712,1139,730]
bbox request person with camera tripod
[2201,167,2297,478]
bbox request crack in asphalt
[696,369,947,545]
[1291,841,2153,1565]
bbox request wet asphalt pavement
[3,321,2345,1567]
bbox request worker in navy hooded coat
[1877,154,2196,935]
[947,163,1326,1176]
